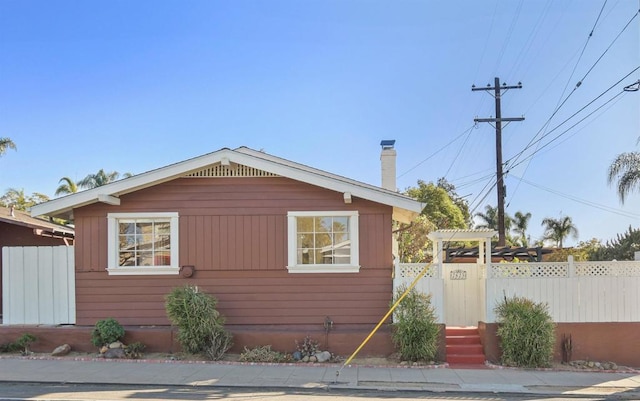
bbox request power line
[511,175,640,219]
[506,66,640,169]
[397,125,475,179]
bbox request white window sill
[286,265,361,274]
[106,266,180,276]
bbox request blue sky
[1,1,638,246]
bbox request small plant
[495,295,555,368]
[295,336,320,357]
[15,333,37,355]
[91,318,125,347]
[125,342,146,359]
[239,345,289,363]
[390,285,440,362]
[165,285,232,360]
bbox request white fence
[2,246,76,325]
[486,260,640,323]
[395,260,640,325]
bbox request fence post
[568,255,574,277]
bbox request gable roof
[31,147,423,223]
[0,205,74,239]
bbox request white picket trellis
[2,246,76,325]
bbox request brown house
[0,205,74,315]
[31,145,422,355]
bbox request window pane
[156,235,171,251]
[314,233,331,248]
[154,252,171,266]
[333,217,349,232]
[119,251,135,266]
[297,234,313,249]
[318,217,332,233]
[137,251,154,266]
[155,221,171,235]
[297,217,314,233]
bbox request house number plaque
[450,269,467,280]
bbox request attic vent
[186,164,279,178]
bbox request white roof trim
[31,147,423,221]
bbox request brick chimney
[380,140,396,191]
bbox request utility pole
[472,77,524,247]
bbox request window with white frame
[107,212,179,275]
[287,211,359,273]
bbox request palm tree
[55,177,78,196]
[513,211,532,247]
[0,137,17,156]
[608,151,640,204]
[77,169,131,189]
[0,188,49,211]
[541,216,578,248]
[475,205,512,231]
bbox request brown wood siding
[73,177,394,326]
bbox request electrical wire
[506,65,640,169]
[511,175,640,219]
[397,125,475,179]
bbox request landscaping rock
[315,351,331,363]
[302,355,310,362]
[109,341,125,349]
[99,346,109,354]
[51,344,71,356]
[309,355,317,362]
[104,348,126,359]
[292,351,302,361]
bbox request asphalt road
[0,382,637,401]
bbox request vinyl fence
[2,246,75,325]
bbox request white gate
[2,246,76,325]
[442,263,484,326]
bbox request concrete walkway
[0,356,639,397]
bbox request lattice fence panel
[574,261,640,277]
[397,263,438,278]
[490,262,568,278]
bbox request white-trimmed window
[107,212,179,275]
[287,211,359,273]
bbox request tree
[608,151,640,204]
[475,205,513,231]
[541,216,578,248]
[512,211,532,247]
[396,215,436,263]
[78,169,131,189]
[55,177,78,196]
[590,226,640,261]
[405,180,467,229]
[436,177,471,226]
[0,137,17,156]
[0,188,50,211]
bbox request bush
[495,295,555,368]
[239,345,289,363]
[165,285,232,360]
[125,342,146,359]
[91,318,125,347]
[391,285,440,362]
[295,336,320,358]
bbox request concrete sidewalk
[0,356,639,397]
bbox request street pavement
[0,356,639,397]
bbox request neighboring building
[0,205,74,316]
[30,145,422,354]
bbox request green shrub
[295,336,320,357]
[495,295,555,368]
[165,285,232,360]
[239,345,289,363]
[125,342,146,359]
[91,318,125,347]
[391,285,440,362]
[15,333,37,354]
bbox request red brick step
[445,326,485,366]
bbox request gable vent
[185,163,279,178]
